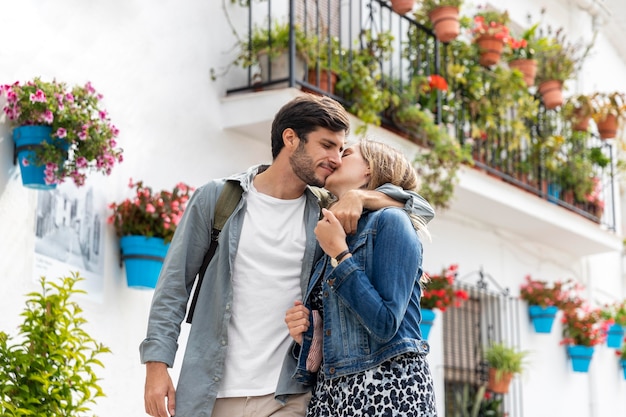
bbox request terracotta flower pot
[306,69,338,95]
[596,113,619,139]
[508,59,537,87]
[537,80,564,110]
[487,368,513,394]
[571,108,591,132]
[429,6,460,43]
[475,35,505,67]
[390,0,414,14]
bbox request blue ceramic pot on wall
[606,323,625,348]
[120,235,170,289]
[420,308,436,340]
[528,305,558,333]
[567,345,594,373]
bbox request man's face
[289,127,346,187]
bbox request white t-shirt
[217,184,307,397]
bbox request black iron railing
[224,0,616,231]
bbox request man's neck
[253,163,307,200]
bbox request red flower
[421,264,468,311]
[428,75,448,92]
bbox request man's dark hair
[270,94,351,159]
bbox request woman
[285,139,437,416]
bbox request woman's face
[324,144,370,198]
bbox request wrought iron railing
[224,0,616,231]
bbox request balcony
[220,0,620,254]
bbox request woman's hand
[284,300,310,345]
[315,208,348,257]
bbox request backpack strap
[186,180,243,324]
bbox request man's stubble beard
[289,141,327,188]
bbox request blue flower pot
[547,182,561,203]
[120,235,170,289]
[13,125,69,190]
[606,324,625,348]
[567,345,594,373]
[528,305,558,333]
[420,308,436,340]
[621,360,626,380]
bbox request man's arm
[317,185,434,234]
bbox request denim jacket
[139,165,434,416]
[293,207,430,385]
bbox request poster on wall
[33,178,106,303]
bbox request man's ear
[282,128,298,149]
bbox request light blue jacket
[293,207,430,385]
[139,165,434,417]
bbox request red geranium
[421,264,469,311]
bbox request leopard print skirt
[305,352,437,417]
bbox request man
[140,94,435,417]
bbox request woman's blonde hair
[357,138,430,238]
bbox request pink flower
[29,89,46,103]
[42,110,54,124]
[56,128,67,138]
[145,204,156,214]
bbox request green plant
[108,178,195,243]
[561,307,607,347]
[506,22,545,60]
[484,341,529,382]
[335,29,395,132]
[600,300,626,327]
[534,28,590,85]
[419,0,464,13]
[591,91,626,123]
[419,264,469,311]
[519,275,581,309]
[616,339,626,361]
[0,273,110,416]
[1,78,123,187]
[563,93,595,124]
[471,9,510,41]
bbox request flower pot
[606,324,625,348]
[547,182,561,203]
[306,68,338,95]
[537,80,564,110]
[420,308,436,340]
[390,0,414,14]
[428,6,460,43]
[256,51,306,89]
[12,125,68,190]
[508,59,537,87]
[621,359,626,380]
[120,235,170,289]
[566,345,594,373]
[475,35,505,67]
[487,368,513,394]
[528,305,558,333]
[571,108,591,132]
[596,113,619,139]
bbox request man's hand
[285,300,310,345]
[328,189,363,234]
[145,362,176,417]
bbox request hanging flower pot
[596,113,619,139]
[508,59,537,87]
[566,345,594,373]
[487,368,513,394]
[537,80,564,110]
[475,35,505,67]
[528,305,558,333]
[621,360,626,380]
[606,324,625,348]
[571,109,591,132]
[420,308,436,340]
[428,6,460,43]
[119,235,170,289]
[12,125,68,190]
[390,0,415,15]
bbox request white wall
[1,1,625,416]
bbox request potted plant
[419,0,464,43]
[534,30,589,109]
[484,341,529,394]
[591,92,626,139]
[390,0,416,15]
[418,264,470,339]
[0,273,110,415]
[600,300,626,348]
[108,179,194,289]
[1,78,122,189]
[519,275,581,333]
[505,23,545,87]
[470,9,511,67]
[303,33,345,94]
[563,94,595,131]
[561,306,607,372]
[232,20,311,87]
